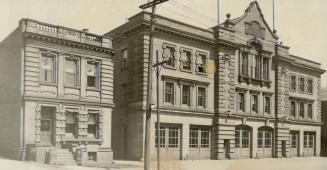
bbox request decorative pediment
[245,21,265,38]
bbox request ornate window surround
[162,42,178,70]
[179,47,194,72]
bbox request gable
[231,1,277,44]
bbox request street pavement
[0,157,327,170]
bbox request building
[321,87,327,156]
[107,1,325,160]
[0,19,115,165]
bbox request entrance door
[235,125,251,159]
[282,141,287,157]
[224,140,230,159]
[290,131,299,157]
[40,106,55,145]
[155,124,181,160]
[189,127,211,160]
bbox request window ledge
[87,87,101,92]
[40,82,58,87]
[64,85,81,89]
[180,69,193,73]
[163,65,177,70]
[196,72,208,76]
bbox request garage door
[257,127,273,158]
[155,124,181,160]
[290,131,300,157]
[235,125,251,159]
[189,127,211,160]
[303,132,315,156]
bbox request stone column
[316,129,321,156]
[245,90,251,114]
[252,126,258,158]
[58,54,64,96]
[80,58,86,99]
[182,123,190,160]
[299,130,304,157]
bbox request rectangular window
[40,106,55,132]
[299,102,304,118]
[263,58,269,80]
[309,134,314,148]
[304,134,308,148]
[264,96,271,114]
[65,58,79,87]
[197,54,206,73]
[182,51,192,70]
[299,77,305,92]
[238,93,245,112]
[87,113,98,138]
[258,131,263,148]
[235,130,240,148]
[290,101,296,117]
[254,55,260,78]
[200,128,210,148]
[87,62,100,89]
[168,127,179,148]
[241,53,248,76]
[165,82,174,104]
[41,53,56,84]
[155,126,165,148]
[290,75,297,90]
[252,95,258,113]
[198,87,206,107]
[242,130,249,148]
[291,133,298,148]
[308,103,313,119]
[182,85,190,106]
[307,79,313,93]
[189,128,198,148]
[264,131,272,148]
[121,49,128,69]
[65,111,77,136]
[166,46,175,67]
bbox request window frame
[290,75,297,91]
[264,96,271,114]
[299,101,305,118]
[238,92,245,112]
[40,52,57,84]
[307,103,313,119]
[299,76,305,93]
[164,82,174,104]
[86,60,101,89]
[307,78,313,94]
[64,57,80,87]
[182,84,191,106]
[65,110,78,137]
[121,49,128,69]
[87,111,100,139]
[290,100,296,117]
[252,94,258,113]
[197,87,206,108]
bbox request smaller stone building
[0,19,115,165]
[321,87,327,156]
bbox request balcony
[22,19,112,49]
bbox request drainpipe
[20,19,26,161]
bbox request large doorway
[281,141,287,157]
[290,131,300,157]
[235,125,252,159]
[303,132,316,156]
[155,124,181,160]
[189,127,211,160]
[40,106,56,145]
[224,139,231,159]
[257,126,274,158]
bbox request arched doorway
[257,126,274,158]
[235,125,252,159]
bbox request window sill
[64,85,81,89]
[196,72,208,76]
[87,87,101,92]
[180,69,193,73]
[40,82,58,87]
[163,65,177,70]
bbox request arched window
[258,127,273,148]
[235,125,251,148]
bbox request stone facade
[0,19,115,165]
[107,1,325,160]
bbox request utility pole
[139,1,169,170]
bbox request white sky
[1,0,327,87]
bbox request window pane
[182,85,190,105]
[265,97,270,114]
[198,87,205,107]
[165,82,174,104]
[168,127,179,148]
[41,55,55,83]
[308,104,313,119]
[200,128,210,148]
[189,128,198,148]
[238,93,245,111]
[258,131,263,148]
[155,126,166,148]
[87,62,99,88]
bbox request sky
[1,0,327,87]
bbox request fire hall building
[0,19,115,165]
[107,1,325,160]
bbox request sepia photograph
[0,0,327,169]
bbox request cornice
[24,32,116,56]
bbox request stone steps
[55,149,77,166]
